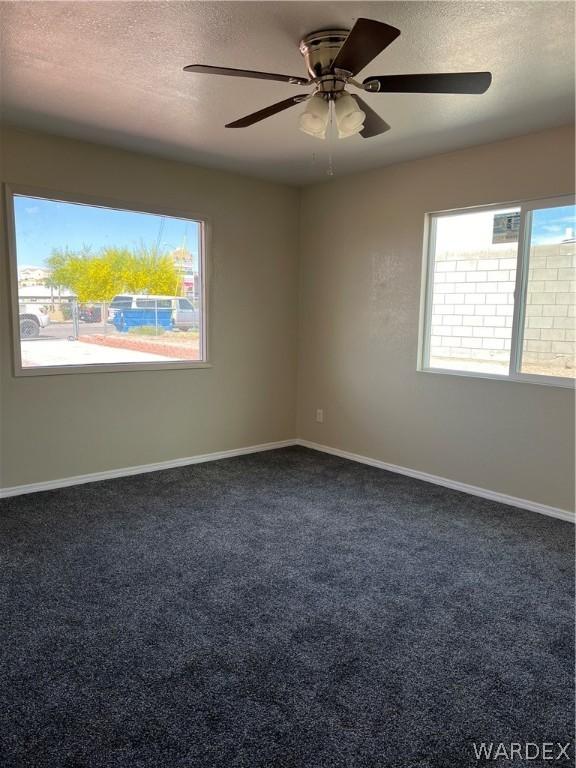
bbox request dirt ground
[431,355,574,381]
[79,332,200,359]
[520,361,575,379]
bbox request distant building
[18,266,50,287]
[19,285,74,299]
[170,247,200,303]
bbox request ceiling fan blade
[363,72,492,94]
[183,64,309,86]
[225,94,309,128]
[331,18,401,76]
[353,95,391,138]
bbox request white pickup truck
[19,303,50,338]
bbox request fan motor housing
[299,29,350,80]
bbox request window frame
[419,194,576,389]
[5,183,211,377]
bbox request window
[421,196,575,386]
[8,188,207,374]
[134,299,172,309]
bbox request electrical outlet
[315,408,324,423]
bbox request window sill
[417,366,575,390]
[14,361,213,377]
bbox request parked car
[107,294,199,330]
[19,302,50,338]
[79,304,102,323]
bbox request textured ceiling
[0,1,574,185]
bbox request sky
[435,204,575,256]
[531,205,575,245]
[13,195,574,269]
[14,195,200,269]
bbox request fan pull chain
[327,153,334,177]
[327,101,335,177]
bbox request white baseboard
[298,440,575,524]
[0,439,298,499]
[2,437,573,524]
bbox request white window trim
[5,183,211,377]
[418,194,576,389]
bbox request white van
[107,295,199,331]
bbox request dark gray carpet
[0,446,573,768]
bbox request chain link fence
[18,295,200,341]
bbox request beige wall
[297,125,575,512]
[1,124,574,511]
[0,126,299,487]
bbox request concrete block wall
[430,247,517,364]
[430,242,576,373]
[523,242,576,367]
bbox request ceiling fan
[183,18,492,140]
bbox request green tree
[46,248,85,294]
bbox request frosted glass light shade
[334,93,365,138]
[298,94,329,139]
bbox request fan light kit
[184,18,492,140]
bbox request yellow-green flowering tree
[46,246,181,302]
